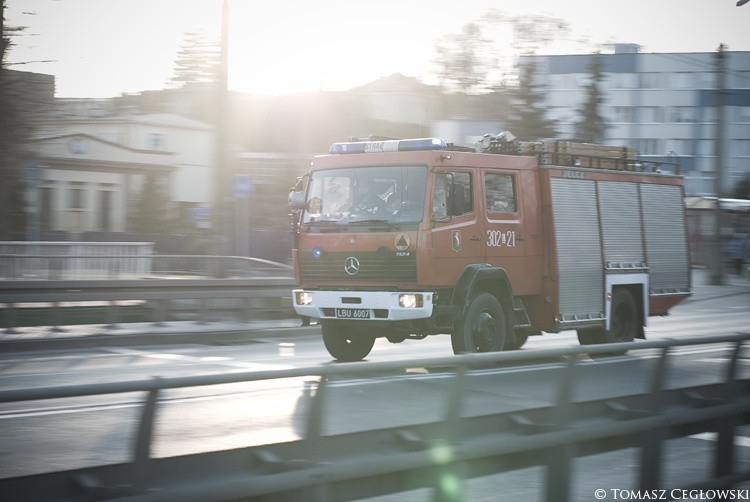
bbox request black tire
[505,332,529,350]
[322,321,376,362]
[578,289,638,356]
[451,293,510,354]
[606,288,638,344]
[577,327,604,346]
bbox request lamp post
[213,0,230,255]
[711,44,726,285]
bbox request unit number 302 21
[486,230,516,247]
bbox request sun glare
[225,1,431,95]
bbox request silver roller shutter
[551,178,604,319]
[641,184,690,292]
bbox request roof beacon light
[329,138,446,155]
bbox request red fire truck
[289,134,691,361]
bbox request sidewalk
[1,268,747,353]
[0,317,316,352]
[688,266,750,302]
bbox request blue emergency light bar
[329,138,447,155]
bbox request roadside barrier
[0,277,297,332]
[1,333,748,501]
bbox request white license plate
[335,308,370,319]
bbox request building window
[733,140,750,157]
[610,73,637,89]
[640,73,664,89]
[98,184,114,231]
[730,71,750,89]
[672,72,695,89]
[145,133,166,151]
[639,107,664,123]
[485,173,516,213]
[697,72,716,88]
[68,182,85,209]
[696,140,715,156]
[672,139,695,155]
[698,107,717,123]
[735,107,750,123]
[40,185,54,232]
[670,107,696,123]
[638,139,662,155]
[613,107,635,123]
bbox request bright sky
[4,0,749,98]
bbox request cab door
[482,169,541,295]
[428,168,484,287]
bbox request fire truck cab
[290,135,691,361]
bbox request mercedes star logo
[344,256,360,275]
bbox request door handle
[470,235,482,242]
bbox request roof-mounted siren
[329,138,447,154]
[475,131,519,154]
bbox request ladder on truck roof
[469,131,680,174]
[331,132,681,174]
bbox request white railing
[0,241,153,279]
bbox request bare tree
[433,21,495,94]
[0,0,30,239]
[432,9,571,94]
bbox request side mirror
[288,191,305,210]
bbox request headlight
[295,291,313,306]
[398,294,423,308]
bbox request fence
[0,241,154,279]
[0,333,748,501]
[0,244,293,281]
[0,277,298,331]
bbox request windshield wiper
[348,218,400,231]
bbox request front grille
[299,250,416,283]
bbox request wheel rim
[472,311,498,351]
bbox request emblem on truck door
[395,234,410,251]
[344,256,360,275]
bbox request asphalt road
[0,269,748,500]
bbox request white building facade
[27,102,214,238]
[525,45,750,196]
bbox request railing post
[133,380,161,486]
[432,362,468,502]
[104,300,119,330]
[639,346,671,490]
[2,303,18,334]
[305,375,330,502]
[545,356,577,502]
[715,340,743,478]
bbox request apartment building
[525,44,750,196]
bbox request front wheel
[322,321,376,362]
[451,293,511,354]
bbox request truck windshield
[302,165,427,229]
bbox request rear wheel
[451,293,510,354]
[577,288,638,354]
[322,321,376,362]
[606,288,638,344]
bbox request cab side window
[433,171,473,219]
[485,173,517,213]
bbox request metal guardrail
[0,277,298,331]
[1,333,749,501]
[0,253,293,280]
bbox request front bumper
[292,290,434,321]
